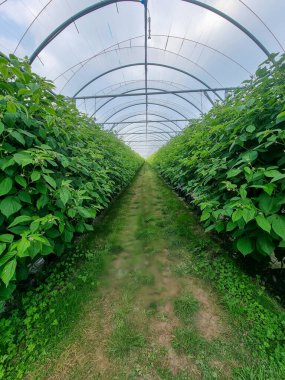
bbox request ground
[25,165,283,380]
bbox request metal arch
[92,86,202,115]
[74,62,222,100]
[29,0,140,64]
[115,122,179,134]
[118,125,173,138]
[58,44,223,92]
[108,112,183,130]
[54,34,251,86]
[182,0,270,57]
[29,0,270,65]
[125,133,169,143]
[103,102,189,123]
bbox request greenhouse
[0,1,285,379]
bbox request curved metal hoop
[54,34,251,87]
[114,121,180,134]
[108,112,183,130]
[116,125,175,137]
[74,62,222,100]
[103,101,189,123]
[29,0,270,64]
[93,86,202,115]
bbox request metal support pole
[73,87,240,100]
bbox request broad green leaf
[0,234,14,243]
[0,251,16,267]
[255,215,271,233]
[271,215,285,240]
[276,111,285,125]
[43,175,56,189]
[246,125,256,133]
[258,193,280,215]
[0,243,6,255]
[59,188,71,206]
[0,122,4,135]
[232,209,243,222]
[31,171,41,182]
[0,259,17,286]
[200,211,210,221]
[236,237,254,255]
[227,169,241,178]
[8,215,32,228]
[0,177,13,196]
[15,175,27,188]
[10,130,25,146]
[16,236,31,257]
[13,152,33,167]
[242,208,256,224]
[256,234,275,256]
[0,196,22,218]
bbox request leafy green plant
[0,55,143,300]
[151,53,285,264]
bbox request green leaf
[0,243,6,255]
[31,171,41,182]
[8,215,32,228]
[227,169,241,178]
[10,130,25,146]
[258,193,280,215]
[15,175,27,188]
[242,208,256,224]
[13,152,33,167]
[256,234,274,256]
[232,209,243,222]
[0,234,14,243]
[43,175,56,189]
[271,215,285,240]
[0,251,16,267]
[241,150,258,162]
[0,178,13,196]
[255,215,271,233]
[276,111,285,125]
[246,125,256,133]
[0,196,22,218]
[0,259,17,286]
[16,236,31,257]
[59,188,71,206]
[236,237,254,255]
[200,211,210,221]
[0,122,4,135]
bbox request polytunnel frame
[115,122,180,134]
[107,112,184,130]
[54,33,251,88]
[25,0,272,153]
[29,0,270,64]
[73,62,223,100]
[102,101,189,123]
[80,86,203,115]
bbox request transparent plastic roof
[1,0,285,157]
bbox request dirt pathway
[31,165,246,380]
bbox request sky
[1,0,285,157]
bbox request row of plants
[151,53,285,265]
[0,55,143,302]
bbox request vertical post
[144,0,148,153]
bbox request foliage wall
[0,55,143,300]
[151,54,285,264]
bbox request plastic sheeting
[1,0,284,156]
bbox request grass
[173,294,199,323]
[1,164,285,379]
